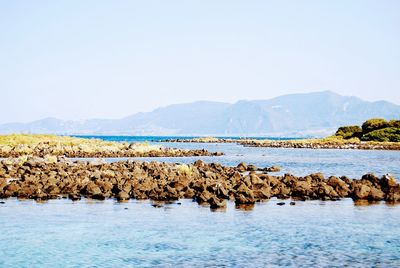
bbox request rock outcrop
[0,158,398,208]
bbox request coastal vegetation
[334,125,362,139]
[0,134,222,158]
[335,118,400,142]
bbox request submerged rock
[117,191,130,201]
[68,193,81,201]
[209,196,227,209]
[263,166,281,172]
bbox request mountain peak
[0,91,399,136]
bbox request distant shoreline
[161,137,400,151]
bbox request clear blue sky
[1,0,399,123]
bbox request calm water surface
[1,136,400,267]
[0,199,399,267]
[80,135,400,179]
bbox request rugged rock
[117,191,130,201]
[247,164,258,172]
[209,196,227,209]
[381,174,398,191]
[262,166,281,172]
[194,160,206,168]
[369,187,385,201]
[237,162,248,173]
[238,140,400,151]
[0,158,398,208]
[385,187,400,202]
[163,137,400,151]
[353,184,371,199]
[327,176,351,197]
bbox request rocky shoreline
[162,137,400,150]
[1,158,398,208]
[0,142,223,158]
[238,140,400,150]
[162,137,240,143]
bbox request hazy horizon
[1,1,400,124]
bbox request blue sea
[79,135,400,178]
[1,136,399,267]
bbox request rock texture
[163,137,400,150]
[0,142,223,158]
[0,158,398,208]
[239,140,400,150]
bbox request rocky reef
[238,139,400,150]
[162,137,240,143]
[0,158,398,208]
[163,137,400,150]
[0,143,222,158]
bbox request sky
[0,0,399,124]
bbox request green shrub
[335,125,362,139]
[388,120,400,128]
[361,118,389,134]
[361,127,400,142]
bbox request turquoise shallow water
[0,198,399,267]
[1,136,400,267]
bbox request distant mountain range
[1,91,399,137]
